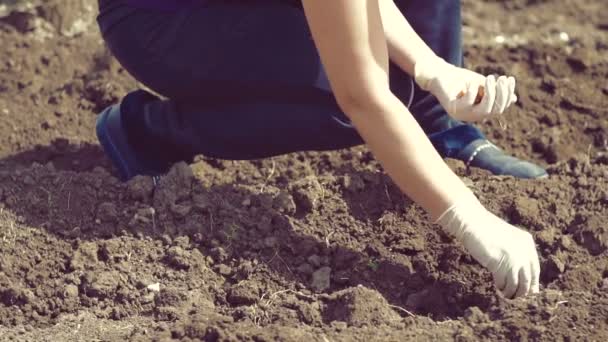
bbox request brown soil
[0,0,607,341]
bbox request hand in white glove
[436,198,541,298]
[415,56,517,122]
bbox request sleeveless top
[123,0,302,11]
[123,0,199,10]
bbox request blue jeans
[96,0,484,165]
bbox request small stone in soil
[165,246,191,270]
[63,284,79,298]
[147,283,161,292]
[331,321,348,331]
[311,266,332,292]
[216,264,233,276]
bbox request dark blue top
[123,0,199,11]
[123,0,302,11]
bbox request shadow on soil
[0,141,497,322]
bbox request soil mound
[0,0,607,340]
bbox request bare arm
[378,1,519,122]
[300,1,541,299]
[301,0,476,219]
[377,0,438,75]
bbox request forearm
[343,92,477,220]
[379,0,437,76]
[302,0,475,219]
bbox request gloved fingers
[492,76,510,115]
[515,266,532,298]
[474,75,496,116]
[500,76,514,113]
[450,82,482,122]
[507,77,517,108]
[493,259,512,293]
[510,94,518,107]
[530,250,541,294]
[465,79,488,121]
[503,267,520,299]
[493,270,507,292]
[464,81,481,107]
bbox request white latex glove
[415,56,517,122]
[436,198,541,298]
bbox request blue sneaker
[429,125,547,179]
[96,91,163,182]
[456,138,548,179]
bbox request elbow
[334,84,393,118]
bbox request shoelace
[465,142,498,168]
[465,113,509,168]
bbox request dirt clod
[96,202,118,223]
[62,284,79,299]
[1,0,607,340]
[510,197,541,228]
[323,286,400,327]
[543,254,566,281]
[82,271,121,299]
[573,217,607,255]
[273,191,296,215]
[307,254,322,267]
[463,306,489,324]
[70,242,99,271]
[290,176,323,213]
[164,246,192,270]
[226,282,260,306]
[311,267,332,292]
[127,175,155,201]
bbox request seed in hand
[457,86,485,105]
